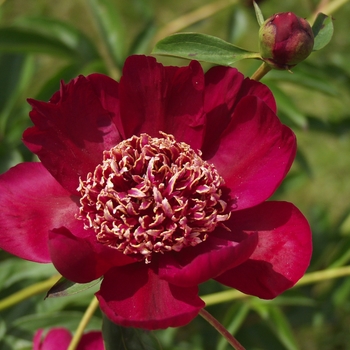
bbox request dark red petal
[119,55,205,149]
[207,96,295,210]
[48,225,136,283]
[96,263,205,330]
[33,328,72,350]
[202,67,276,153]
[77,332,104,350]
[215,201,312,299]
[23,74,122,194]
[0,163,77,263]
[85,73,122,134]
[158,228,258,287]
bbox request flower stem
[67,296,100,350]
[199,308,245,350]
[0,274,61,311]
[250,61,272,81]
[201,265,350,306]
[153,0,238,44]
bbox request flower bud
[259,12,314,70]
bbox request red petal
[207,96,295,210]
[23,74,122,194]
[0,163,77,263]
[96,263,205,330]
[202,66,276,153]
[158,228,258,287]
[119,55,205,150]
[215,201,312,299]
[48,225,136,283]
[85,73,123,135]
[33,328,72,350]
[77,332,104,350]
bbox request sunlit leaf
[312,13,334,51]
[152,33,261,66]
[46,277,101,298]
[253,0,265,26]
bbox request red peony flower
[33,328,104,350]
[0,55,311,330]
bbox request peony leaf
[267,83,308,129]
[129,20,157,55]
[152,33,261,66]
[46,277,101,298]
[253,0,265,26]
[0,27,79,59]
[266,306,300,350]
[87,0,127,69]
[312,13,334,51]
[14,17,100,64]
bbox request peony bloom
[33,328,104,350]
[0,55,311,330]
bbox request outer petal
[33,328,72,350]
[86,73,122,133]
[158,228,258,287]
[48,225,136,283]
[202,66,276,153]
[77,332,104,350]
[0,163,77,263]
[23,74,122,194]
[206,96,295,210]
[96,263,205,330]
[119,55,205,150]
[215,201,312,299]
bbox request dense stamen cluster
[77,133,230,263]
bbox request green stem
[154,0,238,44]
[250,61,272,81]
[67,296,100,350]
[199,308,245,350]
[0,274,61,311]
[318,0,350,15]
[202,265,350,306]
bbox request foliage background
[0,0,350,349]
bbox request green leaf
[102,313,160,350]
[266,306,300,350]
[14,17,100,64]
[267,83,308,129]
[253,1,265,26]
[0,53,34,136]
[265,64,339,96]
[217,302,250,350]
[0,27,80,59]
[129,20,157,55]
[312,13,334,51]
[10,311,102,332]
[87,0,127,69]
[152,33,261,66]
[46,277,101,298]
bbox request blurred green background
[1,0,350,349]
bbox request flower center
[77,133,230,263]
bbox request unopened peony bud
[259,12,314,70]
